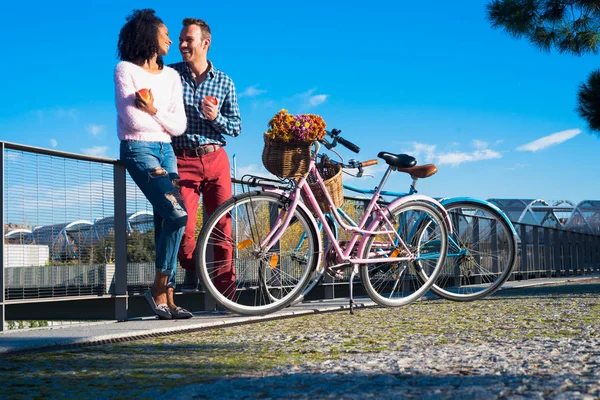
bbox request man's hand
[202,96,219,121]
[135,89,158,115]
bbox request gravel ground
[1,279,599,399]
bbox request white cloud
[504,163,531,171]
[472,139,488,150]
[32,107,78,121]
[86,124,105,136]
[309,94,328,106]
[405,139,502,166]
[436,149,502,167]
[516,129,581,152]
[239,85,267,98]
[405,142,437,163]
[49,139,58,148]
[81,146,109,157]
[404,139,503,167]
[294,88,329,108]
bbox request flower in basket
[266,109,327,142]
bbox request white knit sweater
[114,61,187,142]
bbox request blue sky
[1,0,599,206]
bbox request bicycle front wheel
[420,200,517,301]
[195,191,319,315]
[359,201,448,307]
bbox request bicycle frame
[262,147,447,267]
[345,184,466,257]
[345,184,514,235]
[343,184,517,258]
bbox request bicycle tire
[195,191,319,315]
[416,200,517,301]
[359,201,448,307]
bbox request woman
[115,9,192,319]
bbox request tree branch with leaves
[487,0,600,134]
[487,0,600,56]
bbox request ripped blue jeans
[120,140,188,288]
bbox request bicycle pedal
[324,266,345,279]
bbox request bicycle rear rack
[238,174,294,193]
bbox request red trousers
[176,147,235,297]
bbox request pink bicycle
[195,130,450,315]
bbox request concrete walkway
[2,274,598,356]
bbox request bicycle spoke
[196,192,318,315]
[360,202,448,307]
[424,201,517,301]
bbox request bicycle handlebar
[321,129,361,154]
[360,159,378,167]
[337,136,360,153]
[319,156,378,178]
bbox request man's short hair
[183,18,211,38]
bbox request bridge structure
[2,141,600,331]
[487,198,600,234]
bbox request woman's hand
[135,89,158,115]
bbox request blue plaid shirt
[169,61,241,149]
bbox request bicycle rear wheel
[417,200,517,301]
[359,201,448,307]
[195,191,319,315]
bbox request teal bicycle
[343,179,518,302]
[292,132,518,303]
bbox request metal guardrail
[2,141,600,331]
[513,223,600,278]
[1,142,131,331]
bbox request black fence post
[575,233,585,275]
[564,231,572,276]
[583,234,590,274]
[520,224,528,279]
[113,163,128,321]
[553,229,561,276]
[532,226,540,278]
[595,236,600,272]
[543,228,551,277]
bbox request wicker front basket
[302,160,344,214]
[262,135,312,179]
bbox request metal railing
[513,223,600,278]
[2,141,600,331]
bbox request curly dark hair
[117,9,165,69]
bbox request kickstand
[349,266,357,315]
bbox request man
[169,18,241,295]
